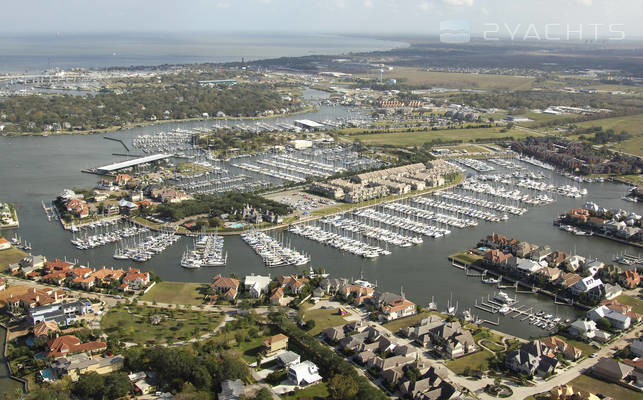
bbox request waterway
[0,96,641,344]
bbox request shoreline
[0,105,319,138]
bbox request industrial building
[93,154,171,175]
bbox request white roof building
[244,274,272,298]
[288,360,322,386]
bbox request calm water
[0,32,407,73]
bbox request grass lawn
[349,127,532,147]
[359,67,535,90]
[449,251,482,266]
[101,304,220,345]
[382,311,443,334]
[570,374,642,400]
[555,335,595,357]
[617,174,643,186]
[206,327,275,363]
[615,294,643,314]
[446,350,494,375]
[283,382,329,399]
[301,307,351,336]
[0,247,27,271]
[140,282,209,305]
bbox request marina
[180,233,227,268]
[241,230,310,267]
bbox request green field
[449,251,483,266]
[0,247,27,271]
[570,374,642,400]
[101,304,220,345]
[207,327,273,363]
[615,294,643,314]
[576,114,643,134]
[349,127,532,147]
[301,307,351,336]
[360,67,535,90]
[446,350,494,375]
[140,282,209,305]
[608,134,643,157]
[283,382,329,399]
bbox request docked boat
[493,291,516,304]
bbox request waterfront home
[546,251,570,268]
[620,269,641,289]
[210,275,240,301]
[571,277,605,299]
[243,274,271,298]
[591,358,635,383]
[534,266,562,283]
[505,340,558,377]
[380,297,417,321]
[483,249,513,266]
[582,260,605,276]
[338,284,375,304]
[65,198,89,219]
[563,255,586,272]
[288,360,322,386]
[529,246,553,262]
[601,299,643,323]
[117,199,138,215]
[604,283,623,300]
[568,319,598,340]
[509,257,543,276]
[588,305,631,330]
[277,275,309,294]
[263,333,288,357]
[121,268,150,291]
[150,188,192,204]
[46,335,107,358]
[319,277,348,295]
[0,238,10,251]
[540,336,582,361]
[53,353,124,382]
[403,315,444,343]
[566,208,590,224]
[427,321,476,359]
[513,241,539,258]
[555,272,582,289]
[588,217,606,230]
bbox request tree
[252,387,273,400]
[220,352,251,382]
[72,372,105,399]
[328,373,359,400]
[103,372,131,400]
[596,317,611,331]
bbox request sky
[2,0,643,39]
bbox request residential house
[0,238,10,251]
[243,274,271,298]
[277,275,309,294]
[319,278,348,295]
[381,366,405,386]
[121,268,150,291]
[219,379,245,400]
[403,315,444,344]
[513,242,539,258]
[46,335,107,358]
[264,334,288,357]
[288,361,322,386]
[30,299,91,326]
[505,340,558,377]
[568,319,598,340]
[563,255,586,272]
[540,336,582,361]
[53,353,124,382]
[269,287,286,306]
[368,355,414,372]
[510,257,543,276]
[588,305,631,330]
[549,384,600,400]
[591,358,634,383]
[534,266,562,283]
[620,269,641,289]
[556,272,583,289]
[631,340,643,358]
[571,276,605,299]
[322,326,345,343]
[380,297,417,321]
[33,320,59,338]
[210,275,240,301]
[529,246,552,263]
[546,251,569,268]
[399,366,455,400]
[338,284,375,304]
[483,249,513,266]
[277,351,301,368]
[428,321,476,359]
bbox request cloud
[364,0,374,8]
[215,2,231,8]
[418,1,432,11]
[441,0,474,6]
[574,0,592,5]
